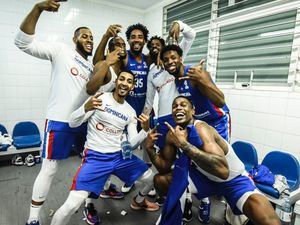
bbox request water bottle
[121,140,133,160]
[279,191,293,225]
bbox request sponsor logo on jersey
[96,122,104,131]
[104,107,128,121]
[194,110,211,119]
[70,67,89,82]
[156,77,175,92]
[95,122,122,135]
[74,56,93,73]
[70,67,79,76]
[153,68,164,79]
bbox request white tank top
[192,120,246,182]
[98,67,117,92]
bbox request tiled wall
[0,0,144,136]
[224,88,300,161]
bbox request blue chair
[256,150,300,199]
[0,124,10,151]
[12,121,42,149]
[232,141,258,171]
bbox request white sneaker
[147,188,156,198]
[121,183,134,193]
[11,155,23,166]
[24,154,35,167]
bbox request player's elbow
[86,83,97,96]
[213,159,229,180]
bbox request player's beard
[130,42,143,55]
[77,42,92,57]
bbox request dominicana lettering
[74,56,93,73]
[104,107,128,121]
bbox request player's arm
[166,122,229,180]
[127,113,150,150]
[178,21,196,60]
[20,0,60,35]
[86,49,120,95]
[69,93,103,127]
[93,24,122,65]
[142,71,156,115]
[145,128,177,174]
[182,66,225,107]
[15,1,63,60]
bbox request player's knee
[153,174,165,187]
[41,159,59,177]
[64,191,88,214]
[139,168,153,182]
[244,194,280,225]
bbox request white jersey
[15,30,93,122]
[192,120,246,183]
[143,21,196,117]
[69,92,148,153]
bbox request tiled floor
[0,154,226,225]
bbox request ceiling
[94,0,163,10]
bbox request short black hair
[119,69,135,79]
[125,23,149,41]
[173,95,194,108]
[147,36,166,50]
[74,26,90,38]
[160,44,183,60]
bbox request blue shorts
[42,120,87,160]
[156,114,176,150]
[189,166,256,215]
[207,114,231,142]
[71,149,149,197]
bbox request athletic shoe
[147,188,156,198]
[121,183,135,194]
[130,197,159,211]
[12,155,23,166]
[24,154,35,167]
[25,220,40,225]
[100,183,124,199]
[182,199,193,222]
[83,203,100,225]
[155,196,165,206]
[198,201,211,224]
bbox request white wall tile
[252,96,270,113]
[268,97,287,116]
[286,98,300,118]
[266,114,286,132]
[251,127,267,145]
[265,130,283,148]
[251,112,268,129]
[281,133,300,155]
[284,117,300,136]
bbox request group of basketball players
[15,1,281,225]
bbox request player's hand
[179,60,212,86]
[36,0,61,12]
[84,92,104,112]
[146,124,162,149]
[166,21,180,45]
[156,51,164,69]
[105,24,122,37]
[136,113,150,132]
[165,122,188,148]
[105,49,121,66]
